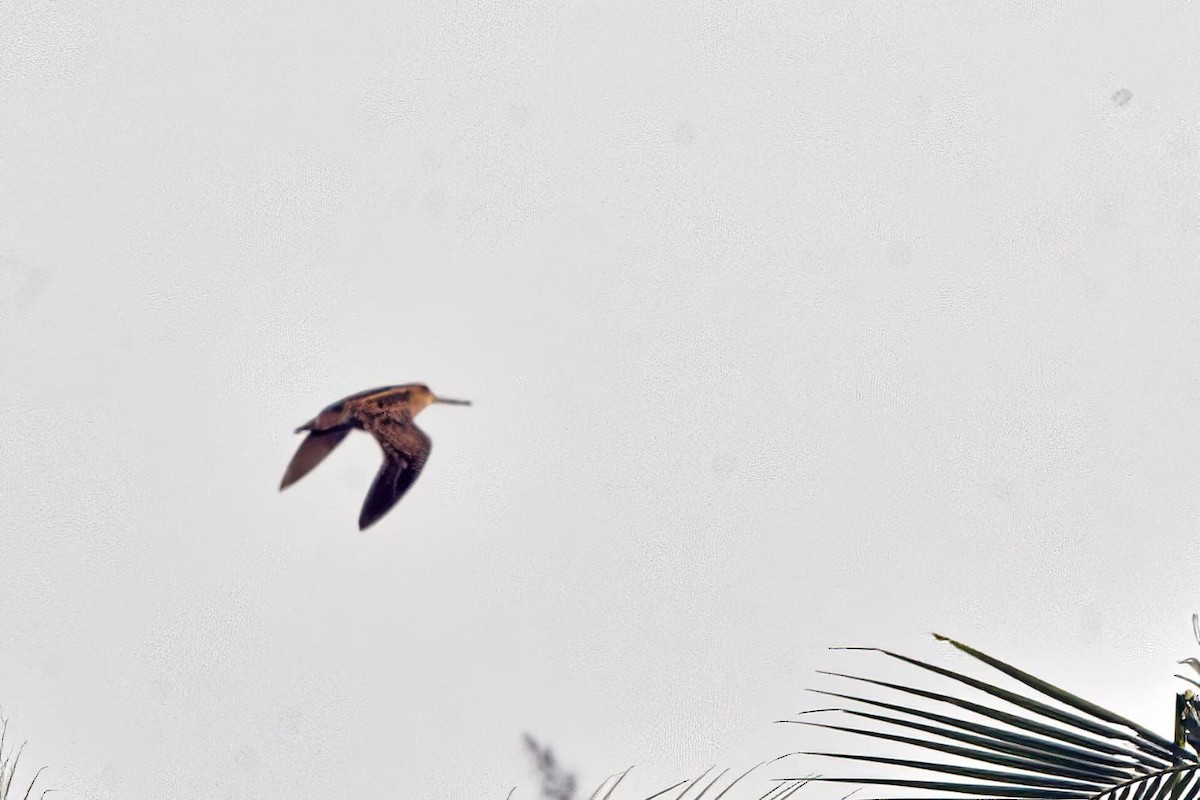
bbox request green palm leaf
[780,634,1199,800]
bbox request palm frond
[779,633,1199,800]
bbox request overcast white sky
[3,2,1200,798]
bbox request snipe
[280,384,470,530]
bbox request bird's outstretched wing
[358,416,432,530]
[280,427,351,490]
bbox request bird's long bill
[434,396,472,406]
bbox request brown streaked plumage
[280,383,471,530]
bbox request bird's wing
[358,416,432,530]
[280,427,351,489]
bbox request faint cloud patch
[511,102,531,128]
[37,654,63,680]
[152,673,175,702]
[1077,271,1104,302]
[985,472,1037,532]
[100,763,123,792]
[1177,204,1199,235]
[571,1,601,32]
[986,473,1013,505]
[1166,126,1197,162]
[235,747,262,774]
[1080,604,1106,646]
[279,705,308,738]
[711,451,736,477]
[673,120,696,145]
[425,188,446,217]
[360,90,416,124]
[885,240,912,267]
[15,267,52,311]
[0,252,53,317]
[420,150,444,173]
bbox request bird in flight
[280,383,471,530]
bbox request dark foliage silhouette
[778,620,1200,800]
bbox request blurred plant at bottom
[512,733,808,800]
[0,713,51,800]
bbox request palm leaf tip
[931,634,1181,756]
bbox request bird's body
[280,383,470,530]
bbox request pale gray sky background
[3,3,1200,798]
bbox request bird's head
[405,384,472,414]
